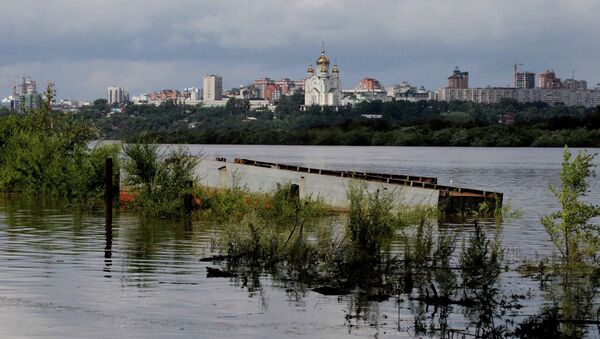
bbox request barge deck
[195,158,502,213]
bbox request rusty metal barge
[194,158,502,213]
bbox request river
[0,146,599,338]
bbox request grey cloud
[0,0,599,99]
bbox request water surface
[1,146,599,338]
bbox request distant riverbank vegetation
[71,94,600,147]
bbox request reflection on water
[0,146,599,338]
[1,197,598,338]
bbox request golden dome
[332,64,339,73]
[307,64,314,73]
[316,51,330,65]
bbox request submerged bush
[460,222,503,295]
[347,182,400,255]
[123,142,199,217]
[542,146,600,266]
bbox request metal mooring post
[104,158,113,235]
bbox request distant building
[237,85,260,100]
[203,74,223,102]
[107,86,127,105]
[437,87,600,107]
[274,78,298,95]
[253,78,272,99]
[18,93,43,111]
[355,77,385,92]
[264,83,282,101]
[12,78,43,112]
[516,72,535,89]
[131,94,149,105]
[21,79,37,94]
[304,48,342,107]
[563,79,587,91]
[185,87,201,105]
[1,96,13,109]
[538,70,561,89]
[252,78,303,101]
[447,67,469,89]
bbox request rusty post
[104,157,113,235]
[183,180,193,215]
[290,183,300,210]
[290,184,299,199]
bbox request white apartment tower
[304,48,342,107]
[107,86,126,105]
[203,74,223,101]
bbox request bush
[0,86,120,208]
[542,146,600,266]
[346,182,400,255]
[123,143,199,217]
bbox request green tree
[225,98,250,115]
[542,146,600,265]
[0,85,120,207]
[92,98,109,112]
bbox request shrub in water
[542,146,600,266]
[123,142,199,217]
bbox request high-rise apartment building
[447,67,469,89]
[538,70,562,89]
[21,79,37,94]
[203,74,223,101]
[107,86,126,105]
[516,72,535,89]
[563,79,587,90]
[14,77,43,112]
[253,78,272,99]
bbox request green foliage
[122,141,159,185]
[225,98,250,115]
[123,143,199,217]
[92,98,109,112]
[75,97,600,147]
[68,144,121,209]
[542,146,600,266]
[0,86,119,207]
[212,183,438,293]
[202,181,249,222]
[346,182,400,255]
[460,222,503,295]
[220,214,285,263]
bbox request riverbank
[71,99,600,147]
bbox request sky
[1,0,599,100]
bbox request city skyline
[1,0,600,100]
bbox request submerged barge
[195,158,502,213]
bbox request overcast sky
[1,0,599,100]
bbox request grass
[208,181,510,308]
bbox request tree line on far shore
[9,94,600,146]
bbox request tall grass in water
[346,183,398,256]
[213,181,419,293]
[122,142,199,217]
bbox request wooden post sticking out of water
[290,184,300,210]
[183,180,193,215]
[290,184,300,199]
[104,158,113,233]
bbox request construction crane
[497,62,523,88]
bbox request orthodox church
[304,48,342,107]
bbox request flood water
[1,146,599,338]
